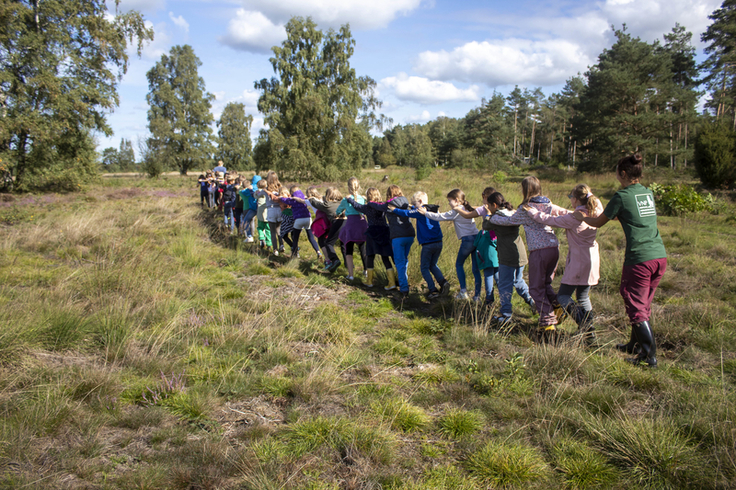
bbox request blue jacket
[241,175,262,211]
[391,205,443,245]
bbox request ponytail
[446,188,474,212]
[487,192,514,211]
[570,184,601,217]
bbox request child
[525,184,603,343]
[240,175,261,242]
[474,224,499,306]
[573,154,666,367]
[336,177,368,281]
[357,185,415,297]
[389,191,449,299]
[233,179,244,234]
[222,176,238,233]
[295,187,344,272]
[254,179,272,249]
[277,188,296,253]
[344,187,395,288]
[197,175,209,207]
[264,171,283,255]
[207,176,216,209]
[484,177,562,331]
[276,185,319,259]
[417,189,481,301]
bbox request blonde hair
[306,186,320,198]
[324,187,343,202]
[386,185,403,200]
[412,191,428,204]
[266,171,281,193]
[347,177,360,199]
[366,187,381,202]
[570,184,602,217]
[520,176,542,205]
[289,184,300,195]
[446,188,474,212]
[280,188,291,198]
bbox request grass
[0,167,734,488]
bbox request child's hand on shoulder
[571,210,585,221]
[415,206,426,214]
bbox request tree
[146,45,215,175]
[572,28,677,170]
[254,17,381,181]
[694,120,736,188]
[0,0,153,190]
[216,102,253,171]
[702,1,736,123]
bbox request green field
[1,167,735,489]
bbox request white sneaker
[245,236,254,243]
[346,275,354,281]
[273,249,279,257]
[455,290,470,300]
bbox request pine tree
[701,1,736,123]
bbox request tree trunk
[513,110,518,157]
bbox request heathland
[1,167,735,489]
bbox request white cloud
[138,21,172,60]
[412,0,720,89]
[108,0,165,14]
[406,110,431,123]
[380,73,482,104]
[240,0,422,30]
[415,39,591,87]
[219,9,286,53]
[168,12,189,33]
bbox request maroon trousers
[528,247,559,326]
[619,258,667,324]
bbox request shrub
[693,121,736,188]
[465,440,551,488]
[649,183,715,216]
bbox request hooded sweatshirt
[240,175,262,211]
[278,190,311,220]
[360,197,415,240]
[390,205,443,245]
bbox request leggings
[268,221,283,249]
[321,220,345,262]
[344,242,367,269]
[366,254,393,270]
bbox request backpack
[474,229,498,271]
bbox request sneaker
[472,296,482,303]
[427,290,441,300]
[273,249,279,257]
[346,275,354,281]
[440,280,451,296]
[455,290,470,300]
[245,236,254,243]
[279,245,285,253]
[328,259,341,272]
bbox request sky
[99,0,723,155]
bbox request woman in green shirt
[573,154,666,367]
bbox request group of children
[198,153,666,367]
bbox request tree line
[3,2,736,191]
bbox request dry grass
[0,167,734,488]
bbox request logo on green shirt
[635,194,656,218]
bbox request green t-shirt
[603,183,667,266]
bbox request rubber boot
[345,255,355,280]
[573,307,596,346]
[616,328,640,354]
[364,269,374,288]
[384,268,397,291]
[628,321,657,367]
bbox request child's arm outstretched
[415,207,459,222]
[487,208,530,226]
[345,197,373,214]
[451,206,481,219]
[523,206,580,229]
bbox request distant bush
[650,183,715,216]
[694,121,736,189]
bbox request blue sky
[99,0,723,155]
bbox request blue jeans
[420,241,445,292]
[242,208,257,237]
[392,236,414,293]
[558,284,592,312]
[483,267,499,303]
[457,236,481,297]
[497,264,534,317]
[223,201,235,231]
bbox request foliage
[701,0,736,121]
[254,17,381,181]
[649,183,716,215]
[693,120,736,188]
[215,102,253,171]
[101,139,137,173]
[146,45,215,175]
[0,0,153,190]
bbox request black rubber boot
[574,308,596,346]
[616,328,639,354]
[627,321,657,367]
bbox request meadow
[1,166,735,489]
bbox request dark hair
[481,187,496,199]
[487,191,514,211]
[617,153,643,180]
[446,188,474,212]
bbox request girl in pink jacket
[524,184,603,343]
